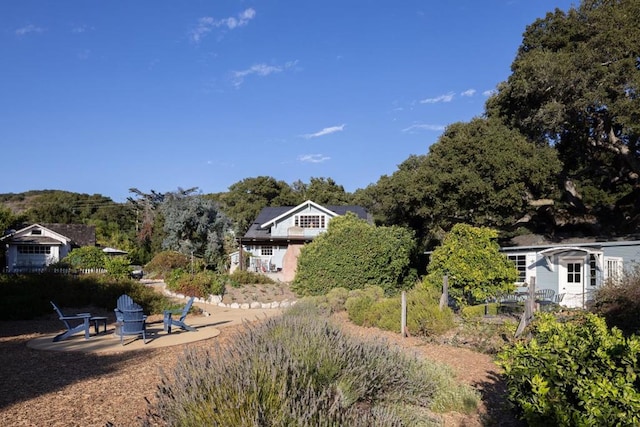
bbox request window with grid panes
[508,255,527,283]
[295,215,325,228]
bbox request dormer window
[295,215,325,229]
[31,229,42,235]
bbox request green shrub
[498,312,640,426]
[292,213,416,296]
[229,270,275,286]
[145,251,190,278]
[460,303,499,319]
[0,273,172,320]
[405,288,455,336]
[345,286,385,326]
[345,285,455,337]
[147,308,478,425]
[104,256,132,280]
[298,287,350,316]
[423,224,517,306]
[64,246,106,269]
[165,270,227,298]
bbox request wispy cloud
[190,8,256,43]
[232,60,298,87]
[461,89,476,97]
[301,124,345,139]
[483,89,497,97]
[298,154,331,163]
[72,25,93,34]
[402,123,445,133]
[15,24,44,36]
[420,92,454,104]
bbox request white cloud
[483,89,497,97]
[419,92,454,104]
[302,124,346,139]
[232,60,298,87]
[72,25,93,34]
[190,8,256,42]
[461,89,476,97]
[402,123,445,133]
[298,154,331,163]
[15,24,44,36]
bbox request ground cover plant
[0,273,171,320]
[147,304,479,426]
[498,312,640,426]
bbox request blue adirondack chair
[114,294,147,345]
[163,296,197,333]
[50,301,91,342]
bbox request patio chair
[114,294,135,323]
[114,294,147,345]
[50,301,91,342]
[535,288,555,302]
[163,296,197,333]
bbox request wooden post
[401,291,407,337]
[439,275,448,310]
[515,277,536,338]
[238,239,244,271]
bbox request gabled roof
[0,223,96,247]
[243,201,369,241]
[0,223,71,245]
[261,200,339,228]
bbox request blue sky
[1,1,575,202]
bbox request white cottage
[1,223,96,272]
[501,235,640,308]
[238,200,370,282]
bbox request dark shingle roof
[243,204,369,241]
[44,223,96,247]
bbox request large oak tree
[487,0,640,233]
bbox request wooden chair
[50,301,91,342]
[114,294,147,345]
[163,297,197,333]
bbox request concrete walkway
[28,304,283,354]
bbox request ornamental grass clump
[146,307,478,426]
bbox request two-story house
[236,200,370,282]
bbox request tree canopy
[356,118,561,249]
[487,0,640,233]
[160,193,231,269]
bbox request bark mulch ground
[0,311,522,427]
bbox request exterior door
[559,258,586,308]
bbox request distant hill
[0,190,117,214]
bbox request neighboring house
[238,200,370,282]
[501,234,640,308]
[1,223,96,272]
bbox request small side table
[90,316,108,335]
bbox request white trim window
[261,246,273,256]
[604,256,623,285]
[508,254,527,284]
[295,215,325,229]
[17,245,51,254]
